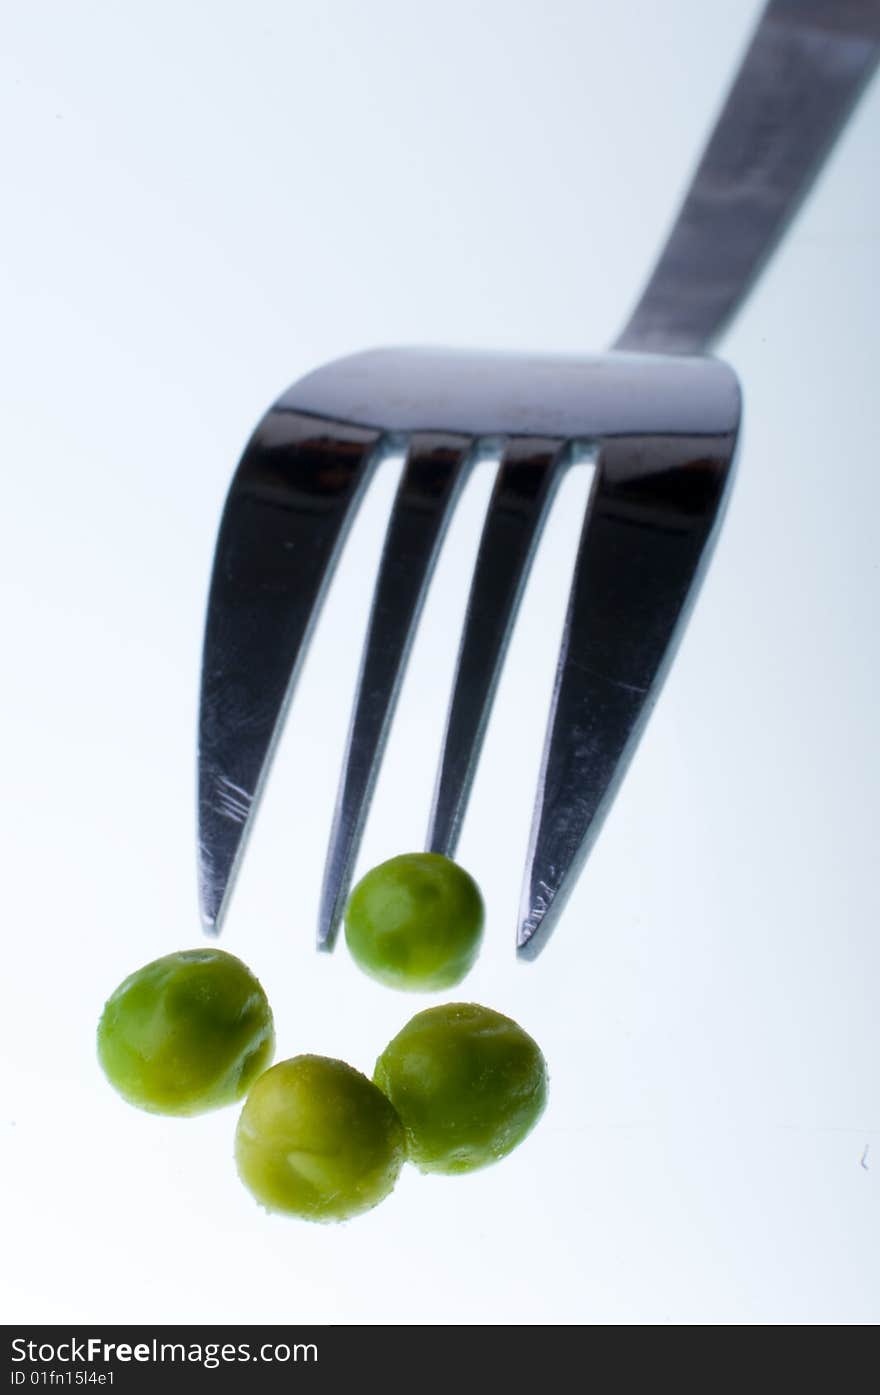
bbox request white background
[2,0,878,1325]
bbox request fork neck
[614,0,880,355]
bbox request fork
[198,0,879,959]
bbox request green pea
[374,1002,548,1174]
[97,949,274,1116]
[344,853,484,991]
[235,1055,405,1222]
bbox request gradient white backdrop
[2,0,878,1325]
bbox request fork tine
[318,432,474,949]
[517,431,736,958]
[425,436,567,858]
[198,409,382,933]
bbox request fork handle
[614,0,880,354]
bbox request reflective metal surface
[200,351,739,944]
[198,415,382,931]
[198,0,879,952]
[616,0,880,353]
[518,431,737,955]
[317,431,474,949]
[426,435,567,861]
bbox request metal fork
[198,0,879,958]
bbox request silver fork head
[198,346,740,956]
[198,0,879,956]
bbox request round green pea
[344,853,484,991]
[97,949,274,1116]
[235,1055,406,1222]
[374,1002,548,1174]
